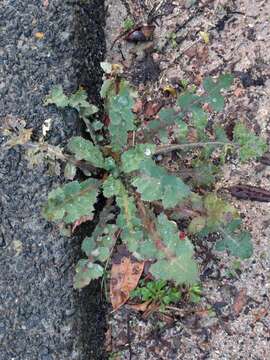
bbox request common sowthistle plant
[40,64,267,289]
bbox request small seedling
[188,284,202,303]
[123,18,135,31]
[225,259,242,279]
[179,79,189,90]
[168,31,178,48]
[131,280,181,310]
[108,352,122,360]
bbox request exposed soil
[104,0,270,359]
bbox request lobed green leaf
[74,259,104,288]
[233,123,267,162]
[106,81,137,150]
[188,193,239,235]
[191,159,220,187]
[132,159,190,208]
[149,214,199,285]
[215,220,253,259]
[102,176,123,198]
[67,136,105,168]
[45,86,98,115]
[121,144,156,173]
[44,85,69,108]
[203,74,234,112]
[43,179,99,224]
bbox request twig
[110,27,136,50]
[154,141,229,155]
[127,313,133,360]
[101,228,122,302]
[164,305,187,316]
[132,130,136,147]
[148,0,166,21]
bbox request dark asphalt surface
[0,1,106,359]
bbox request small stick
[154,141,229,155]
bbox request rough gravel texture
[105,0,270,359]
[0,1,106,359]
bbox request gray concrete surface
[0,1,106,359]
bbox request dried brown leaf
[196,307,211,318]
[144,101,162,118]
[35,32,45,40]
[234,86,245,97]
[253,308,269,323]
[156,312,174,325]
[233,288,247,315]
[5,128,33,148]
[110,256,144,310]
[0,115,26,133]
[142,302,161,319]
[163,85,177,97]
[127,300,152,312]
[133,99,143,114]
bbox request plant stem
[154,141,230,155]
[135,196,175,259]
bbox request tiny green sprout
[123,18,135,31]
[232,259,242,270]
[225,259,242,279]
[108,352,121,360]
[179,79,189,90]
[131,280,181,310]
[168,32,177,48]
[207,305,216,317]
[188,284,202,303]
[260,251,267,260]
[189,84,197,93]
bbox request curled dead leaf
[127,300,152,312]
[110,255,144,310]
[253,308,269,323]
[156,312,174,325]
[5,128,33,148]
[144,101,163,118]
[234,86,245,97]
[35,32,45,40]
[133,99,143,114]
[202,102,213,113]
[230,185,270,202]
[163,85,177,97]
[233,288,247,315]
[142,302,161,319]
